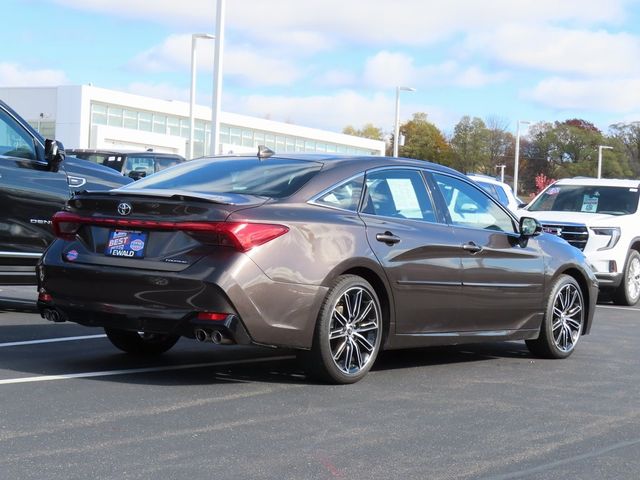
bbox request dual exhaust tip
[194,328,234,345]
[42,308,65,323]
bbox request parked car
[0,99,131,285]
[468,174,524,212]
[67,149,186,180]
[520,177,640,306]
[37,151,597,383]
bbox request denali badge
[117,202,132,216]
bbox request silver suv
[521,178,640,305]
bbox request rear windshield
[528,184,640,215]
[122,157,323,198]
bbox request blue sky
[3,0,640,138]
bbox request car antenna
[257,145,274,159]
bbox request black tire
[104,328,179,355]
[612,250,640,306]
[526,274,584,359]
[304,275,382,384]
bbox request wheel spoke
[333,340,347,361]
[352,339,364,369]
[355,321,377,333]
[343,342,353,372]
[353,301,373,326]
[552,318,563,331]
[330,328,346,340]
[566,318,581,330]
[333,309,348,327]
[353,332,374,353]
[350,289,363,321]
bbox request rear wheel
[304,275,382,384]
[613,250,640,306]
[104,328,179,355]
[526,274,584,359]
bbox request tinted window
[123,155,155,177]
[0,108,36,160]
[433,173,515,232]
[528,184,639,215]
[124,157,322,198]
[315,176,364,211]
[156,156,183,171]
[362,169,436,222]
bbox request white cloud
[0,63,67,86]
[129,34,303,86]
[52,0,629,47]
[467,24,640,76]
[527,77,640,113]
[362,52,506,89]
[228,90,452,132]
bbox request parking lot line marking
[0,334,107,348]
[597,305,640,312]
[0,355,295,385]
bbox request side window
[433,173,515,233]
[315,175,364,211]
[0,109,36,160]
[123,155,155,177]
[362,169,436,222]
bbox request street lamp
[393,86,416,157]
[189,33,215,160]
[597,145,613,179]
[513,120,530,198]
[210,0,226,156]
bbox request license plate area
[105,230,148,258]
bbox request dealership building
[0,85,385,158]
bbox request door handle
[462,242,482,253]
[376,231,401,245]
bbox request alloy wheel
[329,286,380,375]
[551,283,584,353]
[626,255,640,302]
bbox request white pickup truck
[519,178,640,305]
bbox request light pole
[513,120,530,198]
[393,86,416,157]
[210,0,226,156]
[496,164,506,183]
[189,33,215,160]
[597,145,613,179]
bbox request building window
[286,137,295,152]
[276,136,285,152]
[219,124,230,145]
[91,104,107,125]
[242,129,253,147]
[253,131,265,146]
[107,107,123,127]
[167,116,180,136]
[229,127,241,145]
[153,114,167,134]
[123,109,138,129]
[139,112,152,132]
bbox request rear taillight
[51,211,288,252]
[196,312,228,321]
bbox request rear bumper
[38,241,327,349]
[594,272,623,289]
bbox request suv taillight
[51,211,288,252]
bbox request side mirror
[520,216,542,237]
[45,139,65,172]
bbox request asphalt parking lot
[0,289,638,480]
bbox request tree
[342,123,383,141]
[608,122,640,176]
[485,116,515,175]
[450,116,490,173]
[393,113,451,164]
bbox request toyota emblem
[117,202,132,216]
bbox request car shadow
[1,319,536,387]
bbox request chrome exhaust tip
[194,328,210,342]
[211,330,234,345]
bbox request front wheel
[613,250,640,306]
[104,328,179,355]
[304,275,382,384]
[526,274,584,359]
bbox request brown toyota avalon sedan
[37,151,598,384]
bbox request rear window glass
[123,157,323,198]
[528,184,640,215]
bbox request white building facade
[0,85,385,158]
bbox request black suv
[67,149,186,180]
[0,100,131,285]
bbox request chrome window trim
[307,172,365,213]
[0,251,42,258]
